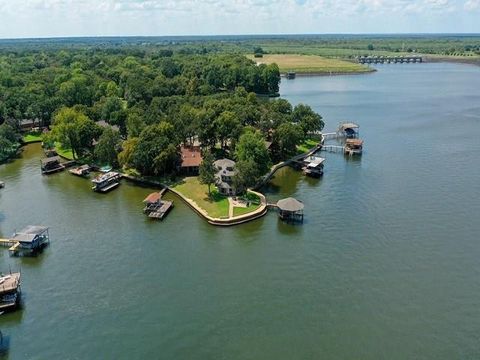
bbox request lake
[1,62,480,359]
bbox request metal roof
[12,226,48,243]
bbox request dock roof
[277,198,304,212]
[0,273,21,294]
[339,123,359,131]
[41,156,61,165]
[12,226,49,243]
[346,139,364,146]
[144,192,161,203]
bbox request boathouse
[8,226,50,256]
[143,191,173,220]
[41,156,65,175]
[179,146,202,174]
[337,122,359,138]
[303,156,325,177]
[0,272,21,312]
[277,198,304,223]
[69,164,90,177]
[344,139,363,156]
[92,171,121,192]
[214,158,241,196]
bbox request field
[22,132,43,143]
[172,177,230,218]
[248,54,373,74]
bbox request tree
[274,122,304,159]
[233,158,260,192]
[94,127,121,166]
[292,104,324,135]
[133,122,179,175]
[198,150,216,196]
[367,44,375,51]
[215,111,242,150]
[235,128,270,180]
[50,107,101,159]
[118,137,139,169]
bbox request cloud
[464,0,480,10]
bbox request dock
[0,226,50,256]
[143,189,173,220]
[92,172,121,192]
[358,55,423,64]
[41,156,65,175]
[0,272,21,312]
[69,164,90,177]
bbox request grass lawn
[248,54,373,74]
[233,203,261,217]
[297,138,319,154]
[54,142,74,160]
[23,132,43,143]
[172,177,230,218]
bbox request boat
[69,164,91,177]
[99,165,112,173]
[0,181,4,188]
[91,171,121,192]
[302,156,325,177]
[0,273,21,312]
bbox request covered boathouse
[277,198,304,223]
[344,139,364,156]
[8,226,50,256]
[41,156,65,175]
[0,272,21,312]
[337,122,359,138]
[143,191,173,220]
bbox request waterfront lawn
[297,138,319,154]
[173,177,230,218]
[23,132,43,143]
[248,54,372,74]
[233,203,261,217]
[54,142,74,160]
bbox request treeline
[0,48,324,189]
[0,49,280,126]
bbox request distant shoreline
[282,69,376,77]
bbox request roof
[96,120,120,132]
[144,192,161,203]
[41,156,61,165]
[180,146,203,168]
[214,158,235,170]
[304,156,325,166]
[339,123,359,131]
[346,139,364,146]
[277,198,304,212]
[0,273,21,294]
[12,226,49,243]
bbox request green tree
[118,137,139,169]
[51,107,101,159]
[133,122,179,175]
[292,104,324,135]
[274,122,304,159]
[199,150,216,196]
[235,128,270,182]
[94,127,121,167]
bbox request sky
[0,0,479,39]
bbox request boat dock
[0,226,50,256]
[41,156,65,175]
[69,164,90,177]
[143,189,174,220]
[92,171,121,192]
[0,272,21,312]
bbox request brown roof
[180,146,203,168]
[143,192,161,203]
[346,139,364,146]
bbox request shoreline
[282,69,376,77]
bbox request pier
[358,56,423,64]
[0,226,50,256]
[143,189,174,220]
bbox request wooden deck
[148,201,174,220]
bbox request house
[214,158,240,196]
[179,146,202,174]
